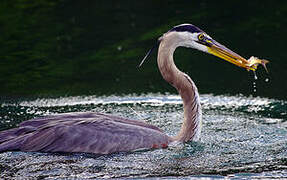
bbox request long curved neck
[157,32,202,142]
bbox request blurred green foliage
[0,0,286,99]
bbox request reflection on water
[0,94,287,179]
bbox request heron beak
[206,40,269,72]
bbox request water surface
[0,94,287,179]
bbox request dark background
[0,0,286,100]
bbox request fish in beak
[198,35,269,72]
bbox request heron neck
[157,33,202,142]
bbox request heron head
[168,24,268,71]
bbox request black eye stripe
[170,24,203,33]
[195,33,213,47]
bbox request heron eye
[198,33,204,41]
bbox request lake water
[0,93,287,179]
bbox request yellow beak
[207,40,269,72]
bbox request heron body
[0,24,266,154]
[0,112,170,154]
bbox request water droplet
[253,81,257,93]
[253,71,258,80]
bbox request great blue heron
[0,24,268,154]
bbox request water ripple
[0,93,287,179]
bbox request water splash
[0,94,287,179]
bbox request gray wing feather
[0,112,170,154]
